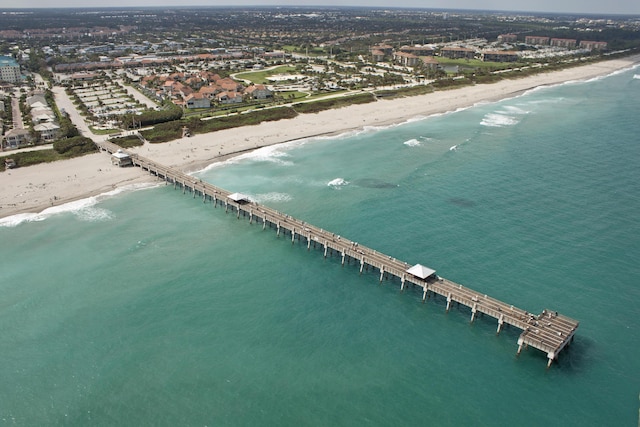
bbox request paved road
[11,94,24,129]
[3,143,53,154]
[117,79,158,109]
[51,86,101,142]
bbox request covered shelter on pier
[406,264,437,280]
[228,192,251,204]
[111,149,133,167]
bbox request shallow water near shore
[1,67,639,425]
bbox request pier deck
[99,141,579,367]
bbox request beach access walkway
[98,140,579,368]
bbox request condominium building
[524,36,550,45]
[0,55,21,83]
[579,40,608,50]
[550,38,577,48]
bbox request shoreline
[1,54,639,221]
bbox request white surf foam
[0,182,158,227]
[0,213,46,227]
[520,65,637,96]
[74,207,114,222]
[0,197,105,227]
[201,143,303,172]
[480,113,519,128]
[403,138,421,147]
[327,178,349,188]
[234,145,294,166]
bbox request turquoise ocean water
[2,67,639,426]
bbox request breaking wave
[480,112,520,128]
[403,138,421,147]
[480,103,531,128]
[0,182,157,227]
[327,178,349,189]
[403,136,434,147]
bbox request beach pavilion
[228,192,251,204]
[111,149,133,167]
[406,264,437,280]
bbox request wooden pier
[99,141,579,368]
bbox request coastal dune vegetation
[0,136,96,172]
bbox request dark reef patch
[448,197,476,208]
[353,178,398,189]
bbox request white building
[3,129,31,149]
[0,56,21,84]
[33,122,60,142]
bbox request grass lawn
[436,57,526,70]
[235,66,299,84]
[281,45,327,56]
[279,90,309,101]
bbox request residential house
[216,91,243,104]
[32,108,56,124]
[179,86,194,99]
[185,75,205,90]
[421,56,440,71]
[371,49,385,62]
[203,72,222,83]
[185,93,211,109]
[371,44,393,57]
[217,77,243,93]
[162,80,193,100]
[169,72,185,81]
[162,79,177,95]
[198,85,218,100]
[245,84,272,100]
[3,128,31,149]
[393,51,421,67]
[34,122,60,142]
[26,93,47,107]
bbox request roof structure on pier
[111,149,133,167]
[111,149,130,159]
[228,192,251,203]
[407,264,436,279]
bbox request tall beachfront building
[0,56,21,83]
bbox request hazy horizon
[1,1,639,16]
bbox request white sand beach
[1,54,639,219]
